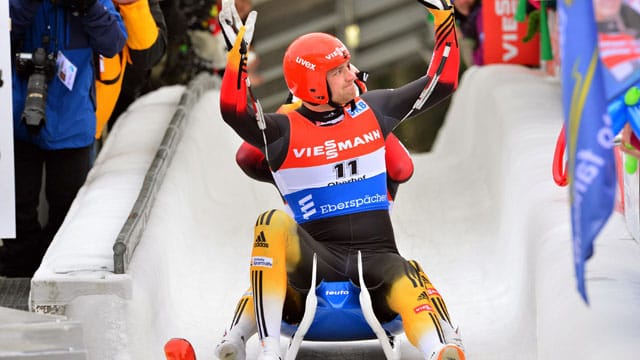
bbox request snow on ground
[30,65,640,359]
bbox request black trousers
[0,140,91,277]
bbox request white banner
[1,0,15,238]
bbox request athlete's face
[216,0,253,20]
[235,0,253,20]
[454,0,476,16]
[326,61,358,106]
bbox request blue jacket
[11,0,127,149]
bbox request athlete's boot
[257,351,281,360]
[214,334,246,360]
[428,343,466,360]
[440,319,464,350]
[257,336,282,360]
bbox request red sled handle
[165,338,196,360]
[553,124,568,187]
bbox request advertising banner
[483,0,540,66]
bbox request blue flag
[558,1,617,303]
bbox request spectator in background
[99,0,167,135]
[453,0,483,66]
[595,0,640,82]
[0,0,126,277]
[151,0,194,86]
[620,122,640,158]
[216,0,263,86]
[149,0,260,88]
[148,0,217,87]
[213,0,262,84]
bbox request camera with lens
[15,47,56,135]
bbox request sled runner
[283,252,403,360]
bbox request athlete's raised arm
[362,0,459,131]
[218,7,287,148]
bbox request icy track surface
[33,65,640,359]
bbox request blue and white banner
[559,0,617,303]
[1,0,15,238]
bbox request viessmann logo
[292,129,381,160]
[414,303,434,314]
[325,45,348,60]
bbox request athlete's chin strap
[347,99,357,112]
[327,99,353,112]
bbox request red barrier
[482,0,540,66]
[552,125,568,187]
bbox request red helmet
[282,32,351,105]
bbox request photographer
[0,0,126,277]
[97,0,168,138]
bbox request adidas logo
[254,231,269,248]
[417,291,429,301]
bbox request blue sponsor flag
[558,1,617,303]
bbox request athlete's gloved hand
[416,0,453,11]
[219,0,257,51]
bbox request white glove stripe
[219,0,258,50]
[244,11,257,46]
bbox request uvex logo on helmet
[295,57,316,71]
